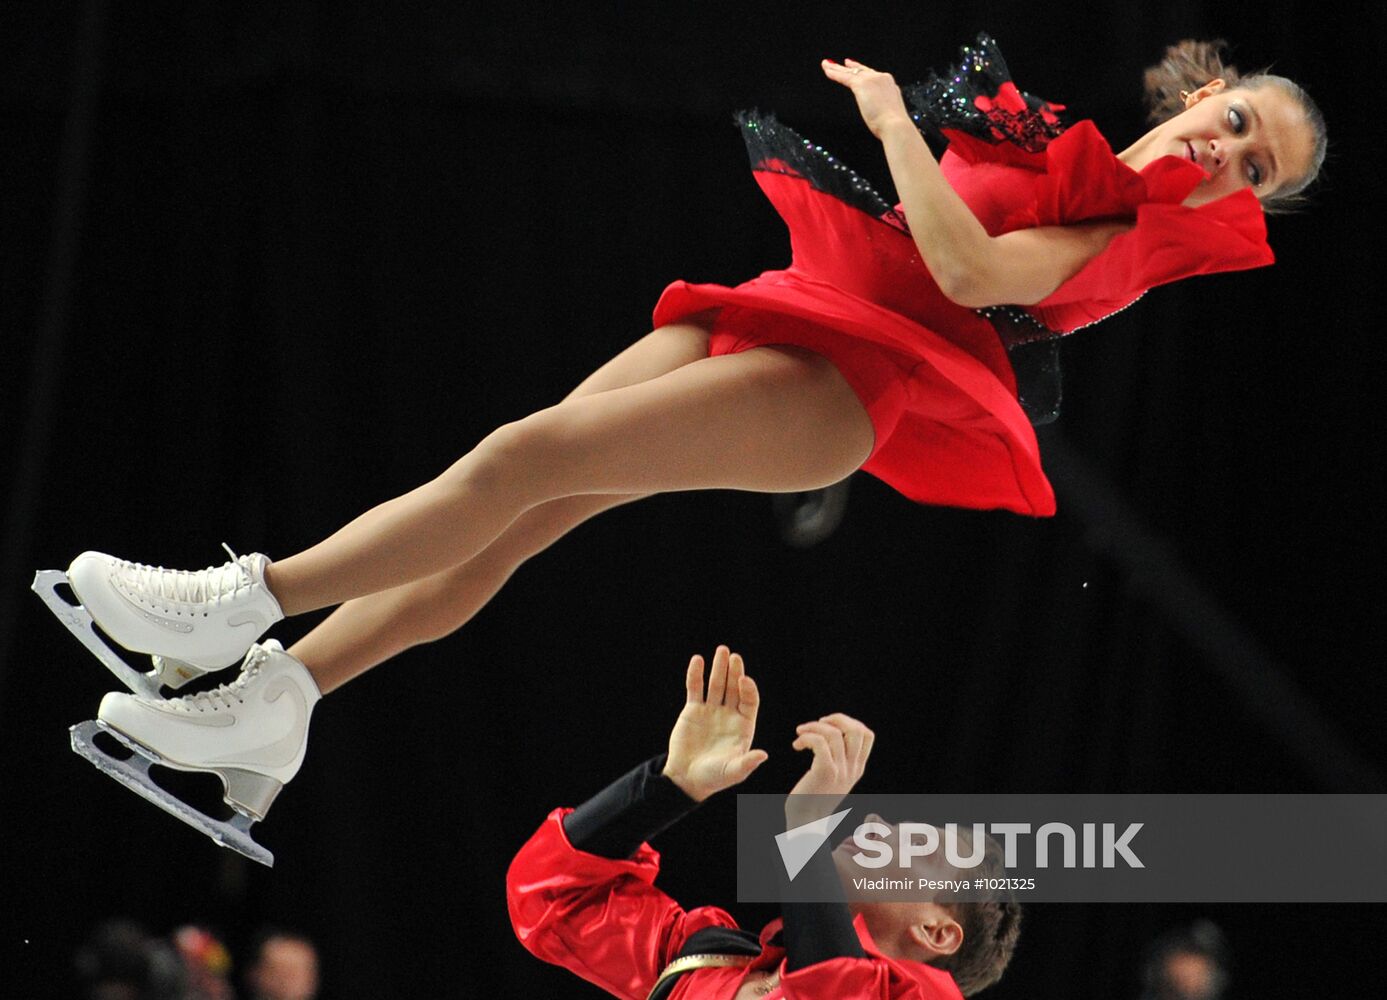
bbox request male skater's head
[833,818,1021,995]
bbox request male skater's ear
[661,646,769,802]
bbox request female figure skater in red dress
[42,36,1326,858]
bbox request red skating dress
[651,36,1274,516]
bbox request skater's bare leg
[282,320,718,692]
[289,491,642,692]
[265,341,872,614]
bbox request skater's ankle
[262,562,306,617]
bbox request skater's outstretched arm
[823,58,1130,308]
[779,713,873,975]
[561,645,768,856]
[506,646,766,999]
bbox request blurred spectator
[173,925,235,1000]
[75,918,184,1000]
[245,928,320,1000]
[1139,920,1231,1000]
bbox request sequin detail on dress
[737,112,909,233]
[903,32,1066,152]
[973,306,1063,424]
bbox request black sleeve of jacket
[780,833,868,970]
[561,754,700,859]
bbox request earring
[1179,90,1190,101]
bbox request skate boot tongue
[182,643,270,713]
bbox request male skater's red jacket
[507,807,966,1000]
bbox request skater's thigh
[514,319,708,523]
[499,345,874,496]
[562,317,714,402]
[443,323,712,572]
[522,322,711,520]
[467,324,708,534]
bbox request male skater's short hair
[929,832,1022,996]
[931,898,1022,995]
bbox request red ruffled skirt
[651,171,1056,517]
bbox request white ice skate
[69,640,320,867]
[33,544,285,698]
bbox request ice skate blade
[69,719,274,867]
[34,570,162,698]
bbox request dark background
[2,1,1383,997]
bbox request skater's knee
[436,416,548,504]
[463,410,574,496]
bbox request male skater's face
[831,815,968,890]
[830,815,965,960]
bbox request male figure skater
[507,646,1020,998]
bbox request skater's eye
[1229,100,1274,190]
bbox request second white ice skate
[69,640,321,866]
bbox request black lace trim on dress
[736,111,910,233]
[975,306,1063,425]
[1008,339,1063,426]
[902,32,1066,152]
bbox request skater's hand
[822,58,913,140]
[785,713,875,828]
[662,647,769,802]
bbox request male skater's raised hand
[661,645,769,802]
[786,712,875,828]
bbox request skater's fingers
[708,645,731,705]
[795,723,843,760]
[686,655,705,704]
[842,728,865,771]
[820,712,869,736]
[797,721,847,770]
[821,58,884,85]
[727,749,769,785]
[821,59,855,85]
[727,653,750,711]
[738,675,761,720]
[792,732,830,759]
[821,713,871,769]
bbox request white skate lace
[119,543,260,609]
[177,646,267,713]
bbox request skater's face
[830,815,972,889]
[830,816,965,961]
[1133,80,1317,208]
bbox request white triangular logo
[775,809,853,881]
